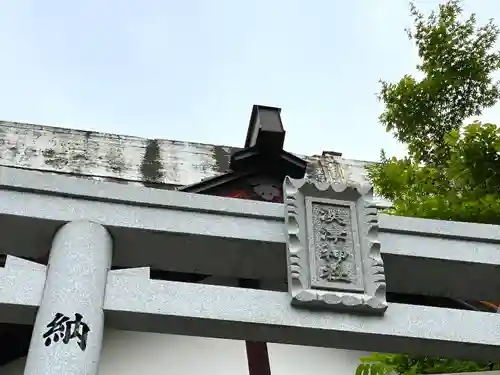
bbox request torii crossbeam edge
[0,106,500,375]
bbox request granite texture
[283,177,386,314]
[0,166,499,300]
[23,221,112,375]
[103,275,500,361]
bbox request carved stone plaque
[283,177,387,314]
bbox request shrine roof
[0,120,390,206]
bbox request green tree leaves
[378,0,500,164]
[367,121,500,224]
[357,353,500,375]
[357,1,500,374]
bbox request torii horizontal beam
[0,166,499,301]
[1,258,500,362]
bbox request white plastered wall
[1,329,367,375]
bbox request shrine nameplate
[283,177,387,314]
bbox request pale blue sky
[0,0,499,161]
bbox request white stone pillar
[24,221,112,375]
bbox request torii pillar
[23,221,113,375]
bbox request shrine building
[0,105,499,375]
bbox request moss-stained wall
[0,120,381,198]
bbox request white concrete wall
[268,342,366,375]
[1,330,366,375]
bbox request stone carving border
[283,176,387,314]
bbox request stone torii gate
[0,107,499,375]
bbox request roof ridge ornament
[244,104,285,151]
[229,105,307,179]
[283,176,387,314]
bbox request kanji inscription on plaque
[283,177,387,314]
[309,200,363,291]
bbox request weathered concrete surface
[0,121,383,199]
